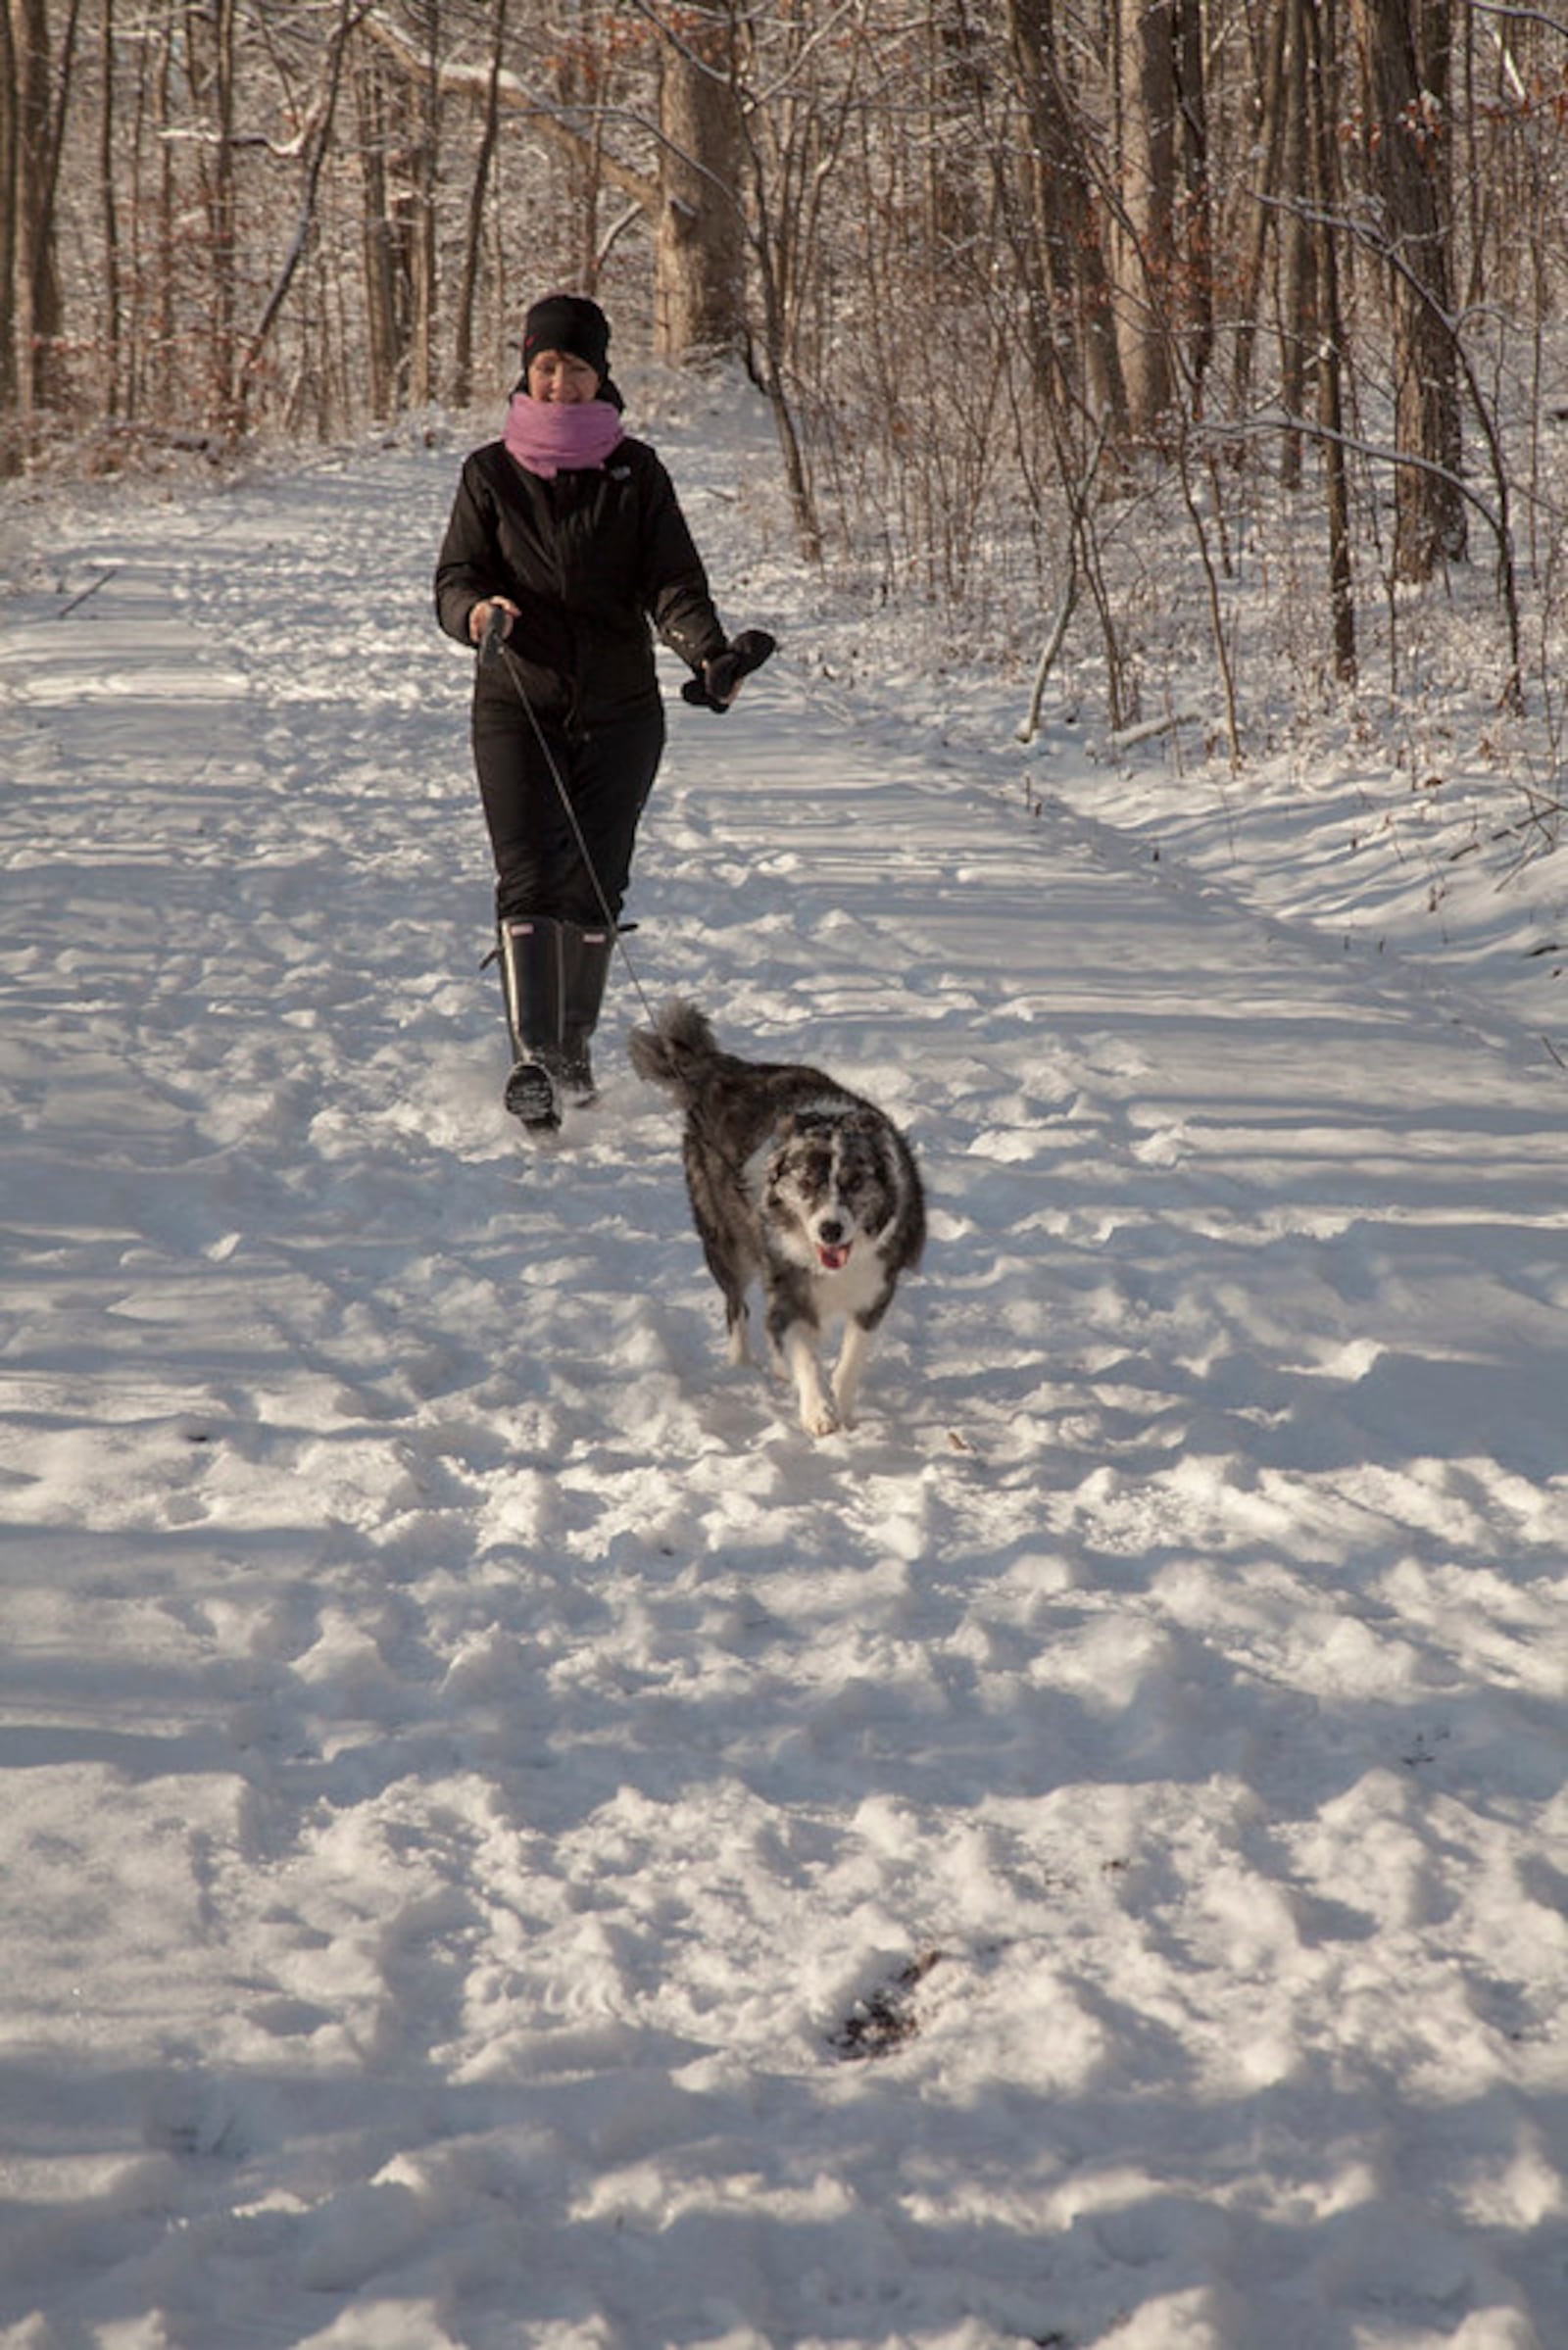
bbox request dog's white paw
[802,1401,842,1439]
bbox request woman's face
[527,349,601,404]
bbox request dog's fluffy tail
[627,998,722,1100]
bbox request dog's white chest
[812,1241,888,1321]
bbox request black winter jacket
[434,435,727,729]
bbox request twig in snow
[58,567,118,617]
[828,1948,946,2060]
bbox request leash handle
[480,601,510,665]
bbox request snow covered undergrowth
[2,378,1568,2349]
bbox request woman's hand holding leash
[470,597,520,651]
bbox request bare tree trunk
[184,0,237,431]
[1277,0,1313,486]
[0,0,18,450]
[153,0,176,423]
[1113,0,1177,433]
[1173,0,1212,402]
[654,9,745,366]
[1349,0,1467,578]
[1004,0,1128,432]
[741,111,821,565]
[1306,0,1355,679]
[451,0,506,408]
[100,0,123,417]
[9,0,79,424]
[356,48,405,417]
[123,9,149,420]
[409,0,441,410]
[214,0,236,426]
[1232,2,1287,417]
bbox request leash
[482,606,659,1024]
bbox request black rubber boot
[558,922,615,1105]
[497,915,563,1133]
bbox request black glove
[681,628,777,711]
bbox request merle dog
[629,1001,925,1436]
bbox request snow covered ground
[3,374,1568,2350]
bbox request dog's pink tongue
[818,1243,851,1272]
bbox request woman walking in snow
[435,292,765,1135]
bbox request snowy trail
[2,429,1568,2350]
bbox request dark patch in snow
[827,1946,945,2060]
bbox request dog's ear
[774,1108,830,1145]
[842,1104,885,1137]
[767,1115,810,1163]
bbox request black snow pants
[472,699,665,926]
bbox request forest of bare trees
[6,0,1568,740]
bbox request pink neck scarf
[504,394,624,479]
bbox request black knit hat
[520,293,611,382]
